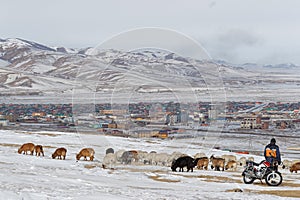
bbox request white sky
[1,0,300,65]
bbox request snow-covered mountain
[0,38,299,103]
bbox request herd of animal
[17,143,94,161]
[17,142,300,173]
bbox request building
[0,115,9,126]
[241,117,257,129]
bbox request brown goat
[76,148,95,161]
[52,147,67,160]
[210,155,225,171]
[18,143,35,155]
[290,162,300,173]
[225,160,237,171]
[34,145,44,156]
[197,157,209,170]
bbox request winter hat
[271,138,276,144]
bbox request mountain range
[0,38,299,103]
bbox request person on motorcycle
[264,138,281,169]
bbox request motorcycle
[242,160,282,186]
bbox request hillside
[0,38,299,103]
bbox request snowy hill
[0,38,299,103]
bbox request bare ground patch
[148,175,180,183]
[0,143,20,148]
[84,163,102,169]
[255,190,300,198]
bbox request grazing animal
[210,155,225,171]
[238,157,246,166]
[168,152,188,166]
[171,156,196,172]
[120,150,139,164]
[225,160,237,171]
[18,143,35,155]
[247,157,254,162]
[106,148,114,155]
[102,153,117,169]
[221,155,237,163]
[115,149,126,162]
[52,147,67,160]
[76,148,95,161]
[196,157,209,170]
[34,145,44,156]
[290,162,300,173]
[152,153,170,166]
[137,151,149,164]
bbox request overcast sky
[1,0,300,65]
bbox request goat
[290,162,300,173]
[225,160,237,171]
[18,143,35,155]
[76,148,95,161]
[52,147,67,160]
[196,157,209,170]
[210,155,225,171]
[34,145,44,157]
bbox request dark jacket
[264,143,281,164]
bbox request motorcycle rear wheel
[265,171,282,186]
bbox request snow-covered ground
[0,129,299,199]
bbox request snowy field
[0,129,299,200]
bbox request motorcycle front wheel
[265,171,282,186]
[243,175,255,184]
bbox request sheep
[34,145,44,157]
[194,153,206,159]
[18,143,35,155]
[151,153,170,166]
[106,148,114,155]
[210,155,225,171]
[281,159,292,169]
[221,155,237,163]
[290,162,300,173]
[52,147,67,160]
[137,151,149,164]
[144,151,156,165]
[238,157,247,166]
[171,156,196,172]
[76,148,95,161]
[102,153,117,169]
[225,160,237,171]
[196,157,209,170]
[247,157,254,162]
[115,149,126,163]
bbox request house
[0,115,9,126]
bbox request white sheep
[115,149,125,163]
[102,153,117,169]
